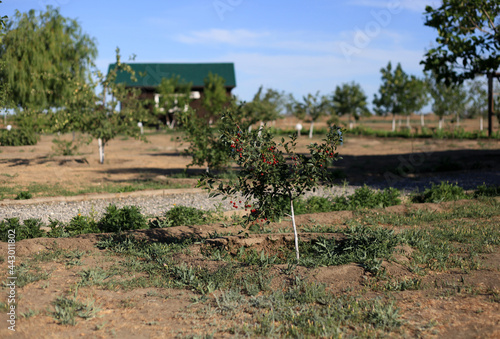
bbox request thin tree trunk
[421,113,425,127]
[309,121,314,139]
[248,125,253,133]
[258,121,264,137]
[406,115,410,128]
[290,197,300,261]
[392,114,396,132]
[480,116,483,131]
[98,138,105,164]
[456,114,460,128]
[438,117,443,130]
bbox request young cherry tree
[200,113,343,260]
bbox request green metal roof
[108,62,236,88]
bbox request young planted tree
[331,82,370,129]
[243,86,284,132]
[373,62,407,131]
[295,91,330,138]
[401,76,429,129]
[156,75,192,128]
[427,72,468,129]
[466,79,488,131]
[200,113,343,260]
[202,72,230,124]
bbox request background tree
[202,72,230,124]
[427,72,468,129]
[243,86,284,132]
[331,82,370,130]
[421,0,500,85]
[0,6,97,111]
[466,79,488,130]
[156,75,192,129]
[401,76,429,129]
[295,91,329,138]
[373,62,407,131]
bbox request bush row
[1,183,498,242]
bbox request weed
[15,190,32,200]
[52,296,100,325]
[98,204,147,233]
[412,181,467,203]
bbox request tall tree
[331,82,370,130]
[202,72,230,124]
[373,62,407,131]
[421,0,500,85]
[0,6,97,110]
[295,91,329,139]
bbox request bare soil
[0,121,499,337]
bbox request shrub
[66,215,99,235]
[412,181,467,203]
[0,218,46,241]
[97,204,147,233]
[162,205,208,226]
[15,191,32,200]
[474,184,500,198]
[0,129,38,146]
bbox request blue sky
[3,0,441,108]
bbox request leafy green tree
[0,6,97,110]
[243,86,284,131]
[373,62,408,131]
[202,72,230,123]
[421,0,500,85]
[331,82,370,129]
[201,113,343,260]
[427,72,468,129]
[156,75,192,128]
[49,48,151,163]
[295,91,329,138]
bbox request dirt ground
[0,122,499,338]
[1,123,499,196]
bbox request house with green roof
[108,62,236,125]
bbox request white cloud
[176,29,270,46]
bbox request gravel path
[1,170,498,224]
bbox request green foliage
[412,182,468,203]
[294,91,331,138]
[52,296,99,325]
[331,81,370,126]
[0,128,38,146]
[421,0,500,84]
[300,226,400,269]
[178,107,233,172]
[162,205,210,226]
[0,218,45,241]
[373,62,428,131]
[243,86,285,126]
[293,186,401,215]
[15,190,32,200]
[0,6,97,110]
[155,75,192,128]
[202,113,343,224]
[426,72,468,124]
[474,184,500,197]
[202,72,230,121]
[97,204,147,233]
[66,215,99,235]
